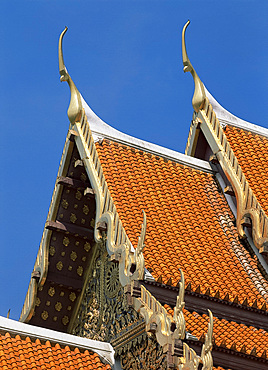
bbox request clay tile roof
[164,304,268,359]
[95,140,268,308]
[0,332,111,370]
[225,126,268,214]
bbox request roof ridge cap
[81,96,213,174]
[204,87,268,138]
[0,316,114,365]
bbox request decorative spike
[230,342,237,351]
[261,302,267,311]
[157,275,163,284]
[166,277,173,286]
[233,295,239,304]
[223,293,230,301]
[250,347,257,356]
[261,350,267,359]
[214,290,220,299]
[220,339,227,348]
[252,299,258,309]
[195,285,201,294]
[240,344,247,354]
[205,287,210,296]
[186,282,192,291]
[242,298,248,306]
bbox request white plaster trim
[0,316,114,366]
[81,97,213,174]
[205,87,268,138]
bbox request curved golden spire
[59,27,82,124]
[182,20,206,112]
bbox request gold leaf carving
[61,252,65,256]
[90,218,95,228]
[67,306,72,311]
[70,213,77,223]
[68,265,73,271]
[53,316,58,322]
[84,242,91,252]
[63,237,70,246]
[41,311,48,321]
[70,251,77,261]
[80,172,87,182]
[75,190,82,200]
[69,292,76,302]
[75,241,80,246]
[60,291,65,297]
[62,316,69,326]
[82,256,86,262]
[35,298,41,307]
[83,205,89,215]
[62,199,69,209]
[49,246,56,256]
[46,301,51,306]
[56,261,63,271]
[81,218,85,224]
[77,266,83,276]
[55,302,62,312]
[48,287,55,297]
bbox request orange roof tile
[95,140,268,308]
[225,126,268,215]
[164,305,268,359]
[0,332,111,370]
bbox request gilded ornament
[70,213,77,223]
[75,241,80,246]
[59,213,64,219]
[41,311,49,321]
[105,263,120,298]
[55,302,62,312]
[75,190,82,200]
[84,242,91,252]
[82,256,86,262]
[81,218,86,224]
[70,171,74,177]
[62,199,69,209]
[38,286,43,291]
[48,287,55,297]
[61,251,66,257]
[83,205,89,215]
[66,189,70,194]
[52,236,57,241]
[56,261,63,271]
[35,297,41,307]
[70,251,77,261]
[67,305,72,311]
[90,218,95,228]
[62,316,69,326]
[49,246,56,256]
[60,291,65,297]
[63,237,70,247]
[80,172,87,182]
[68,265,73,271]
[74,204,78,209]
[77,266,83,276]
[69,292,76,302]
[53,316,58,322]
[46,301,51,306]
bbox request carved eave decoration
[183,22,268,261]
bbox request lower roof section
[0,316,114,367]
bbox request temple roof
[0,316,114,368]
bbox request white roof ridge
[204,87,268,138]
[81,96,213,173]
[0,316,114,365]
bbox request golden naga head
[182,20,206,112]
[58,27,82,124]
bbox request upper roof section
[0,316,114,367]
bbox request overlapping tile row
[225,126,268,215]
[164,305,268,359]
[0,332,111,369]
[95,140,268,309]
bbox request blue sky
[0,1,267,320]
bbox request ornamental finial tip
[182,20,206,112]
[58,27,82,125]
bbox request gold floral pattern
[83,205,89,215]
[70,213,77,223]
[62,316,69,326]
[61,199,69,209]
[84,242,91,252]
[75,190,82,200]
[70,251,77,261]
[77,266,83,276]
[41,311,48,321]
[63,237,70,247]
[49,246,56,256]
[48,287,55,297]
[55,302,62,312]
[69,292,76,302]
[56,261,63,271]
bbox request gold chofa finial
[58,27,82,124]
[182,20,206,112]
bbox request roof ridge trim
[0,316,114,365]
[81,97,213,174]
